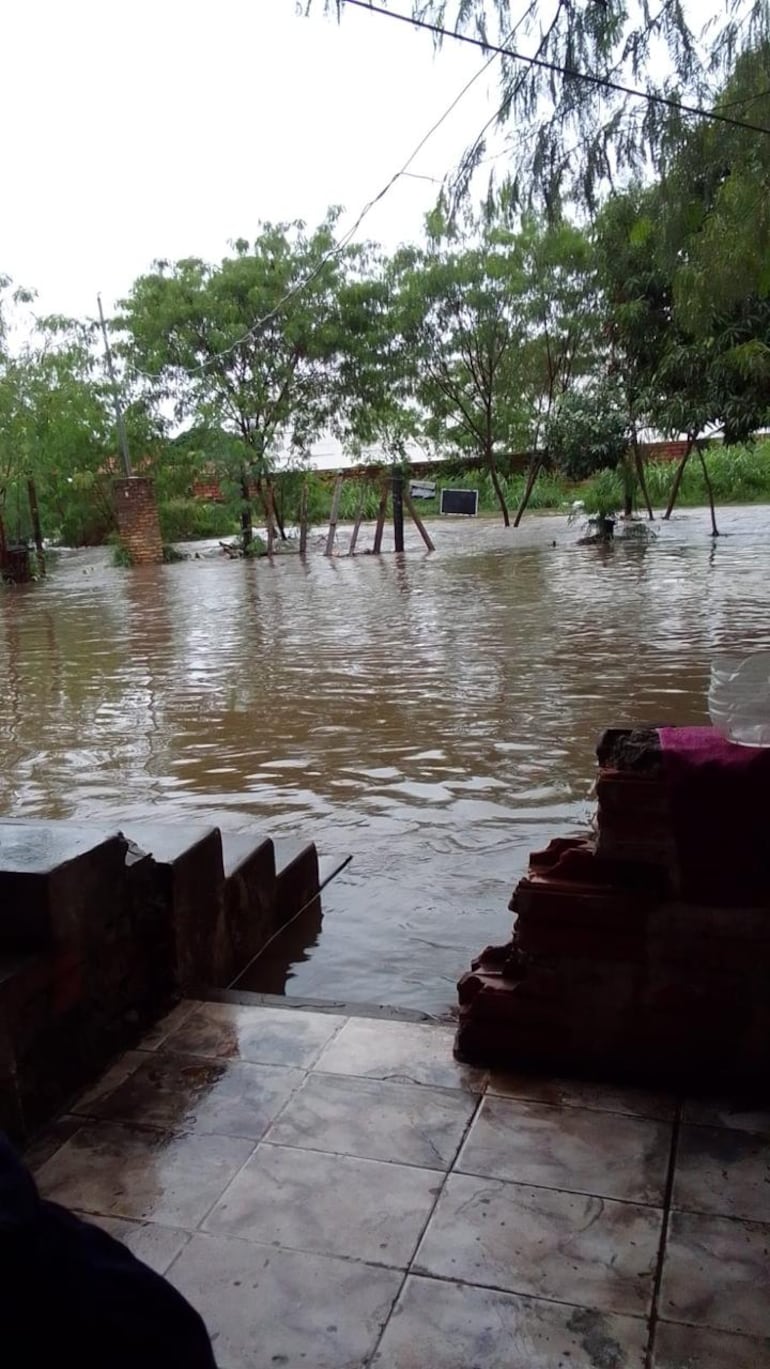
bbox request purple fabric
[657,726,770,904]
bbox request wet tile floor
[28,1001,770,1368]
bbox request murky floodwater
[1,507,768,1012]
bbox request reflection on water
[1,508,769,1012]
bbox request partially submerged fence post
[403,487,435,552]
[299,482,309,558]
[265,484,276,558]
[325,474,344,556]
[373,479,389,554]
[348,485,366,554]
[27,479,45,574]
[392,469,405,553]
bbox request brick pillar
[113,477,163,565]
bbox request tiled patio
[29,1001,770,1368]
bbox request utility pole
[97,293,133,477]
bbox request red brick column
[113,477,163,565]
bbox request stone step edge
[197,985,449,1026]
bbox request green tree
[391,1,769,215]
[394,222,530,524]
[393,211,597,525]
[1,318,109,549]
[546,380,629,481]
[333,251,421,465]
[597,47,770,534]
[509,215,601,522]
[119,213,356,548]
[0,308,161,551]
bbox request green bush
[244,534,268,558]
[579,467,625,514]
[108,535,134,568]
[162,544,187,563]
[158,497,238,542]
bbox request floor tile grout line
[383,1263,653,1319]
[306,1012,350,1069]
[299,1065,483,1098]
[649,1315,770,1345]
[184,1067,315,1239]
[447,1165,671,1211]
[363,1089,487,1366]
[251,1136,460,1171]
[484,1092,678,1124]
[665,1203,770,1225]
[676,1115,770,1142]
[167,1230,659,1322]
[644,1098,682,1369]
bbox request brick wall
[456,727,770,1087]
[113,477,163,565]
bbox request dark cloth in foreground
[0,1132,216,1369]
[658,725,770,905]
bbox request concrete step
[220,832,277,982]
[273,838,320,924]
[0,820,129,952]
[231,850,352,994]
[125,823,226,989]
[0,818,349,1144]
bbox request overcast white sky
[2,0,501,322]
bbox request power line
[341,0,770,140]
[128,3,521,382]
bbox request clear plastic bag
[708,652,770,747]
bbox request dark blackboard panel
[440,488,479,516]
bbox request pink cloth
[657,726,770,905]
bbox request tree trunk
[265,483,277,558]
[633,444,655,520]
[240,469,252,552]
[697,443,720,537]
[27,479,45,573]
[620,452,635,518]
[270,479,287,540]
[299,482,309,557]
[488,457,510,527]
[663,439,694,520]
[513,459,540,528]
[325,475,344,556]
[373,480,389,553]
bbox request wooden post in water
[265,484,276,558]
[27,479,45,574]
[403,487,435,552]
[348,485,366,554]
[392,469,405,553]
[299,481,309,557]
[373,479,389,553]
[325,474,343,556]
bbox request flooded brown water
[1,507,768,1013]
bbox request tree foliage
[407,0,770,216]
[393,209,598,522]
[118,214,365,543]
